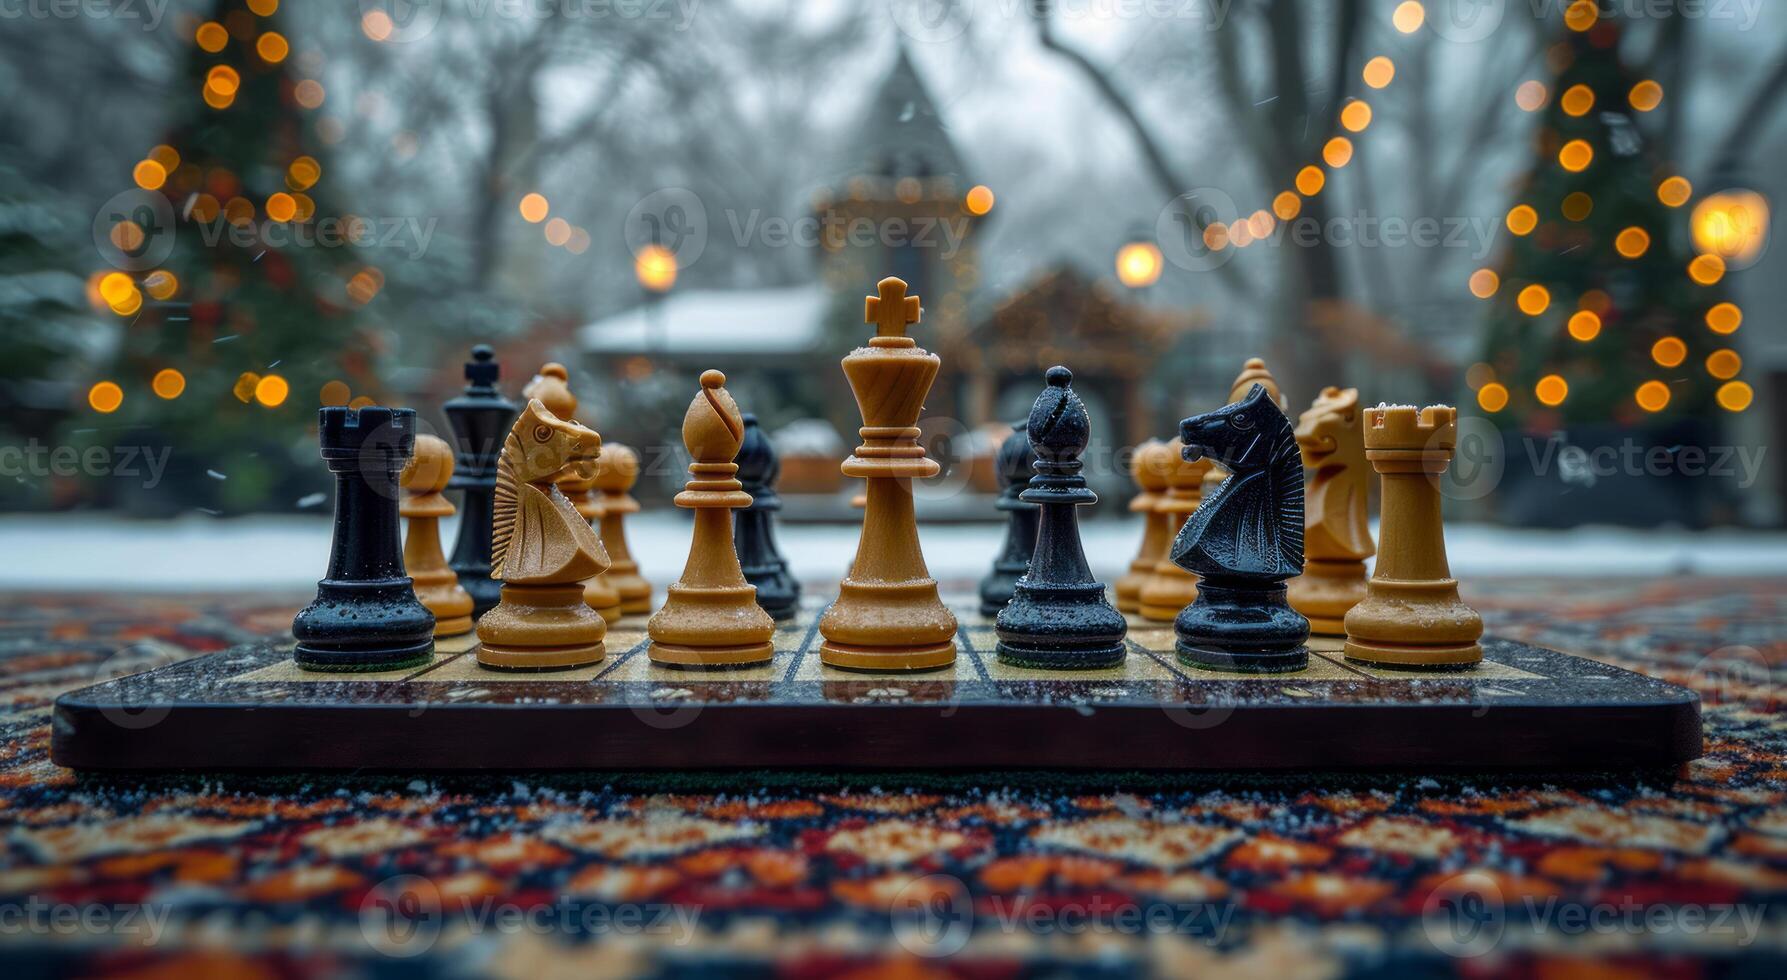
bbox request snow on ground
[1,514,1784,592]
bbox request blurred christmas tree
[0,166,101,439]
[1474,8,1742,433]
[89,0,387,514]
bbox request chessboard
[52,594,1700,772]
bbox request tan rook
[1289,387,1374,635]
[1343,405,1482,668]
[819,277,958,671]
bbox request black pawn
[293,407,436,671]
[978,421,1038,616]
[994,367,1127,669]
[734,414,800,620]
[443,345,518,617]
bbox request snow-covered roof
[578,284,828,356]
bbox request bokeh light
[1629,80,1664,112]
[1535,374,1568,407]
[1115,241,1164,288]
[1468,268,1499,299]
[152,368,186,400]
[1717,381,1753,412]
[636,244,677,292]
[964,185,994,216]
[1558,140,1594,173]
[1567,311,1601,341]
[1657,176,1692,208]
[1634,380,1671,413]
[88,381,123,413]
[1476,382,1509,413]
[1506,205,1538,236]
[1614,227,1650,258]
[1362,57,1395,89]
[1392,2,1425,33]
[1650,336,1687,368]
[1295,166,1325,196]
[1705,349,1742,380]
[518,193,549,223]
[1518,284,1551,316]
[254,374,290,408]
[1705,302,1742,334]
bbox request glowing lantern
[636,244,677,292]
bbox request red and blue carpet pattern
[0,579,1782,977]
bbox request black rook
[292,406,436,671]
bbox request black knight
[1169,384,1310,672]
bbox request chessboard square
[1127,626,1176,650]
[233,650,454,684]
[988,646,1179,682]
[1344,657,1544,681]
[773,626,814,653]
[418,650,612,683]
[434,633,480,655]
[600,648,794,684]
[1307,635,1346,655]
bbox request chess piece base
[292,579,436,672]
[647,582,776,662]
[1342,638,1483,669]
[1173,580,1309,674]
[819,639,957,672]
[294,640,433,673]
[476,583,607,671]
[1138,565,1199,622]
[410,571,474,638]
[1176,643,1308,674]
[995,583,1128,670]
[583,575,624,624]
[1113,561,1153,614]
[649,640,775,667]
[819,579,958,670]
[1287,558,1368,637]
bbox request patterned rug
[1,579,1783,977]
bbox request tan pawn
[1138,439,1210,621]
[1201,358,1289,500]
[1289,387,1374,635]
[399,434,474,637]
[1343,405,1483,668]
[558,461,624,624]
[1114,439,1172,613]
[592,443,652,614]
[819,277,958,671]
[648,370,775,667]
[476,399,610,670]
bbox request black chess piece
[734,414,800,620]
[994,367,1127,669]
[978,421,1038,616]
[1169,384,1310,673]
[443,345,519,617]
[292,406,436,671]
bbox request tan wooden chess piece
[558,461,624,624]
[1289,387,1375,635]
[1114,438,1173,614]
[1137,438,1210,621]
[819,277,958,671]
[593,442,652,614]
[1343,405,1483,668]
[399,433,474,637]
[521,362,621,624]
[647,370,776,667]
[475,399,610,670]
[1201,358,1288,500]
